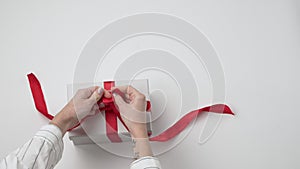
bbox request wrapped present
[67,79,152,144]
[27,73,234,145]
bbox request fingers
[87,88,103,104]
[76,86,100,98]
[113,93,147,123]
[112,85,128,93]
[87,86,98,92]
[85,86,99,96]
[91,104,100,115]
[126,86,142,96]
[113,93,127,107]
[112,85,143,100]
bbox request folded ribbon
[27,73,234,142]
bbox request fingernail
[98,88,103,95]
[113,93,117,97]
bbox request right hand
[112,85,148,138]
[51,86,110,135]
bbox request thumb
[113,93,127,108]
[88,88,103,104]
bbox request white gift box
[67,79,152,145]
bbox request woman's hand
[50,86,111,135]
[112,85,153,159]
[112,85,148,138]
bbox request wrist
[50,105,78,135]
[132,136,153,159]
[130,125,148,138]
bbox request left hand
[112,85,148,139]
[50,86,111,135]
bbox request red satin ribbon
[27,73,234,142]
[100,82,152,142]
[102,81,122,142]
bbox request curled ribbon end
[228,112,235,115]
[224,105,235,116]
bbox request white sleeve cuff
[35,124,63,147]
[130,156,162,169]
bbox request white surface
[0,0,300,169]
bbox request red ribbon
[102,81,121,142]
[27,73,234,142]
[100,82,152,142]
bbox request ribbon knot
[98,96,114,111]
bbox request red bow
[27,73,234,142]
[99,81,151,142]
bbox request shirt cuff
[35,124,63,146]
[130,156,162,169]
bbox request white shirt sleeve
[130,156,162,169]
[1,124,162,169]
[0,124,64,169]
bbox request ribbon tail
[27,73,54,120]
[149,104,234,142]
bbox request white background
[1,0,300,169]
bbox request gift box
[28,73,234,147]
[67,79,152,145]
